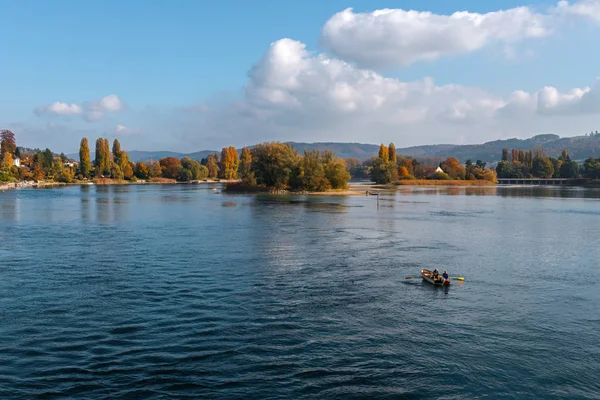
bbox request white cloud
[320,6,551,68]
[319,1,600,69]
[34,102,82,116]
[115,124,138,135]
[34,94,124,122]
[168,39,600,149]
[83,94,125,121]
[556,0,600,22]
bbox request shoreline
[3,179,595,193]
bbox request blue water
[1,184,599,399]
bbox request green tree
[79,138,92,178]
[292,150,330,191]
[251,142,300,189]
[112,139,122,165]
[370,158,397,184]
[181,157,206,180]
[501,148,509,162]
[560,158,579,178]
[532,157,555,178]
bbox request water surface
[1,184,599,399]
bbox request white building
[14,158,20,167]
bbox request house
[13,158,20,167]
[435,166,444,173]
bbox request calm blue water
[1,184,599,399]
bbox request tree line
[495,147,599,179]
[1,131,351,191]
[342,143,497,184]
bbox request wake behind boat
[421,268,450,286]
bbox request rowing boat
[421,268,450,286]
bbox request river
[1,184,599,399]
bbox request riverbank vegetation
[4,127,600,191]
[495,147,600,179]
[346,143,498,184]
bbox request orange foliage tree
[159,157,181,179]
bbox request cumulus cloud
[34,102,82,116]
[165,38,600,148]
[34,94,124,121]
[319,1,600,68]
[320,6,551,68]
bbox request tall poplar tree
[388,143,397,164]
[79,137,92,178]
[378,144,389,161]
[220,146,239,179]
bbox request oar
[404,276,421,280]
[449,276,465,281]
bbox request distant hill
[66,132,600,164]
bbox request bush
[431,171,450,180]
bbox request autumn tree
[501,148,509,162]
[388,143,397,164]
[238,147,255,184]
[324,156,350,189]
[441,157,465,179]
[378,144,389,162]
[159,157,182,179]
[149,160,163,178]
[1,152,13,171]
[220,146,239,180]
[206,154,220,178]
[95,138,111,176]
[79,138,92,178]
[135,162,150,179]
[0,130,16,156]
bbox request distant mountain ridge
[68,132,600,164]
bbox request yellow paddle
[449,276,465,281]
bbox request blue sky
[1,0,600,152]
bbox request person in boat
[432,268,440,282]
[443,270,449,281]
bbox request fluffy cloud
[319,1,600,68]
[34,102,82,116]
[168,38,600,148]
[34,94,124,121]
[320,6,550,68]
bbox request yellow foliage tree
[220,146,239,180]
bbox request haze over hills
[67,132,600,164]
